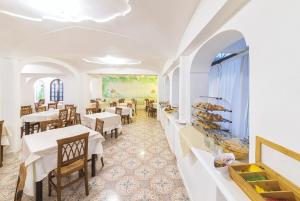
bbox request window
[34,80,45,102]
[50,79,63,101]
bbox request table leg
[35,180,43,201]
[91,154,96,177]
[25,122,30,136]
[115,128,118,139]
[0,146,3,167]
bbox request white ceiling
[0,0,200,73]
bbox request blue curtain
[208,53,249,139]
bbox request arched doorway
[189,30,249,140]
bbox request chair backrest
[110,102,117,107]
[115,107,122,116]
[21,105,32,110]
[95,118,104,135]
[65,104,74,110]
[48,103,58,110]
[20,107,32,117]
[36,106,47,112]
[38,99,45,105]
[69,107,77,121]
[34,102,40,112]
[86,108,96,115]
[40,119,63,132]
[75,113,81,124]
[0,120,3,145]
[59,109,68,125]
[14,163,27,201]
[56,133,89,174]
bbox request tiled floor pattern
[0,110,189,201]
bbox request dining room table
[106,106,133,118]
[21,109,60,135]
[83,112,122,138]
[21,124,105,201]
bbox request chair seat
[54,159,84,176]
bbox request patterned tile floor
[0,110,189,201]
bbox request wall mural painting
[102,75,157,99]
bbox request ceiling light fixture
[83,55,141,65]
[0,0,131,23]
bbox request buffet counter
[158,107,250,201]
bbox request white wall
[171,68,180,107]
[166,0,300,186]
[0,61,22,152]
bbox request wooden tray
[229,136,300,201]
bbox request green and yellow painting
[102,75,157,99]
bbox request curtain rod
[211,47,249,66]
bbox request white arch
[19,56,79,76]
[171,67,180,107]
[190,30,246,73]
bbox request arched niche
[171,67,180,107]
[189,30,246,108]
[164,76,170,102]
[19,58,78,106]
[189,29,249,140]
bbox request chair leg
[101,157,104,167]
[84,166,89,196]
[57,177,62,201]
[0,146,3,167]
[48,174,52,196]
[115,128,118,139]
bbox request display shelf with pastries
[192,102,232,112]
[192,111,232,123]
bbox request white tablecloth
[21,109,59,123]
[106,106,133,118]
[21,125,105,196]
[83,112,122,133]
[1,124,10,146]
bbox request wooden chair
[64,104,74,110]
[14,163,27,201]
[115,107,128,124]
[48,103,58,110]
[40,120,63,132]
[59,109,68,127]
[94,119,105,166]
[95,101,102,113]
[75,113,81,125]
[20,106,32,117]
[36,106,47,112]
[86,108,97,115]
[148,103,157,118]
[67,107,77,126]
[145,99,149,111]
[48,133,89,201]
[38,99,45,105]
[132,99,138,115]
[0,120,3,167]
[20,106,39,136]
[34,102,40,112]
[110,102,117,107]
[115,107,122,116]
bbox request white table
[83,112,122,133]
[22,125,105,199]
[106,106,133,118]
[21,109,60,135]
